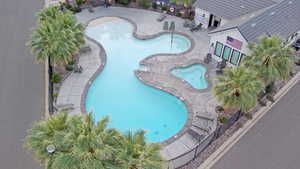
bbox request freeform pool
[172,64,208,89]
[85,19,191,142]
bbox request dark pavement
[0,0,43,169]
[211,81,300,169]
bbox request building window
[202,14,205,17]
[230,49,240,65]
[239,54,246,65]
[214,42,223,57]
[222,45,232,61]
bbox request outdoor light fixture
[46,144,56,153]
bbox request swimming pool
[85,18,191,142]
[172,64,208,89]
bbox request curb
[198,72,300,169]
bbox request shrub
[258,98,267,106]
[152,2,157,9]
[118,0,130,5]
[161,5,168,11]
[265,83,276,94]
[51,72,63,84]
[175,11,181,17]
[68,59,76,65]
[188,10,195,20]
[215,106,224,113]
[236,122,244,129]
[65,64,74,71]
[75,0,85,6]
[64,4,82,13]
[245,113,253,120]
[139,0,151,9]
[266,94,275,103]
[219,115,228,123]
[53,88,59,97]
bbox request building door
[208,14,213,27]
[213,20,220,27]
[213,16,221,27]
[222,46,232,61]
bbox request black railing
[167,110,244,169]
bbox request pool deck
[57,7,219,164]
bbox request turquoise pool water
[172,64,208,89]
[85,19,191,142]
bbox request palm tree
[37,5,61,22]
[25,112,123,169]
[171,0,183,6]
[116,130,164,169]
[183,0,192,8]
[242,36,294,86]
[214,66,263,112]
[29,6,85,66]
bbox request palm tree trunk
[48,57,54,114]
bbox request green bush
[68,59,76,65]
[139,0,151,9]
[175,11,181,17]
[245,113,253,120]
[215,105,224,113]
[53,88,59,97]
[258,98,267,106]
[266,94,275,103]
[236,122,244,129]
[152,2,157,9]
[161,5,168,11]
[63,4,82,13]
[265,82,276,94]
[75,0,85,6]
[219,115,228,123]
[118,0,130,5]
[65,64,74,71]
[189,10,195,20]
[51,72,63,84]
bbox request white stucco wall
[195,8,210,29]
[209,28,250,66]
[220,18,229,26]
[195,8,228,29]
[287,29,300,45]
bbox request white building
[194,0,300,66]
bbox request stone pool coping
[54,11,218,162]
[142,57,213,93]
[80,16,202,145]
[169,61,213,93]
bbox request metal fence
[167,110,244,169]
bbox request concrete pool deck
[57,7,219,165]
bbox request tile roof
[209,0,300,43]
[238,0,300,42]
[194,0,276,20]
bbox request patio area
[57,6,220,168]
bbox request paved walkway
[76,6,211,58]
[57,7,219,166]
[57,40,101,115]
